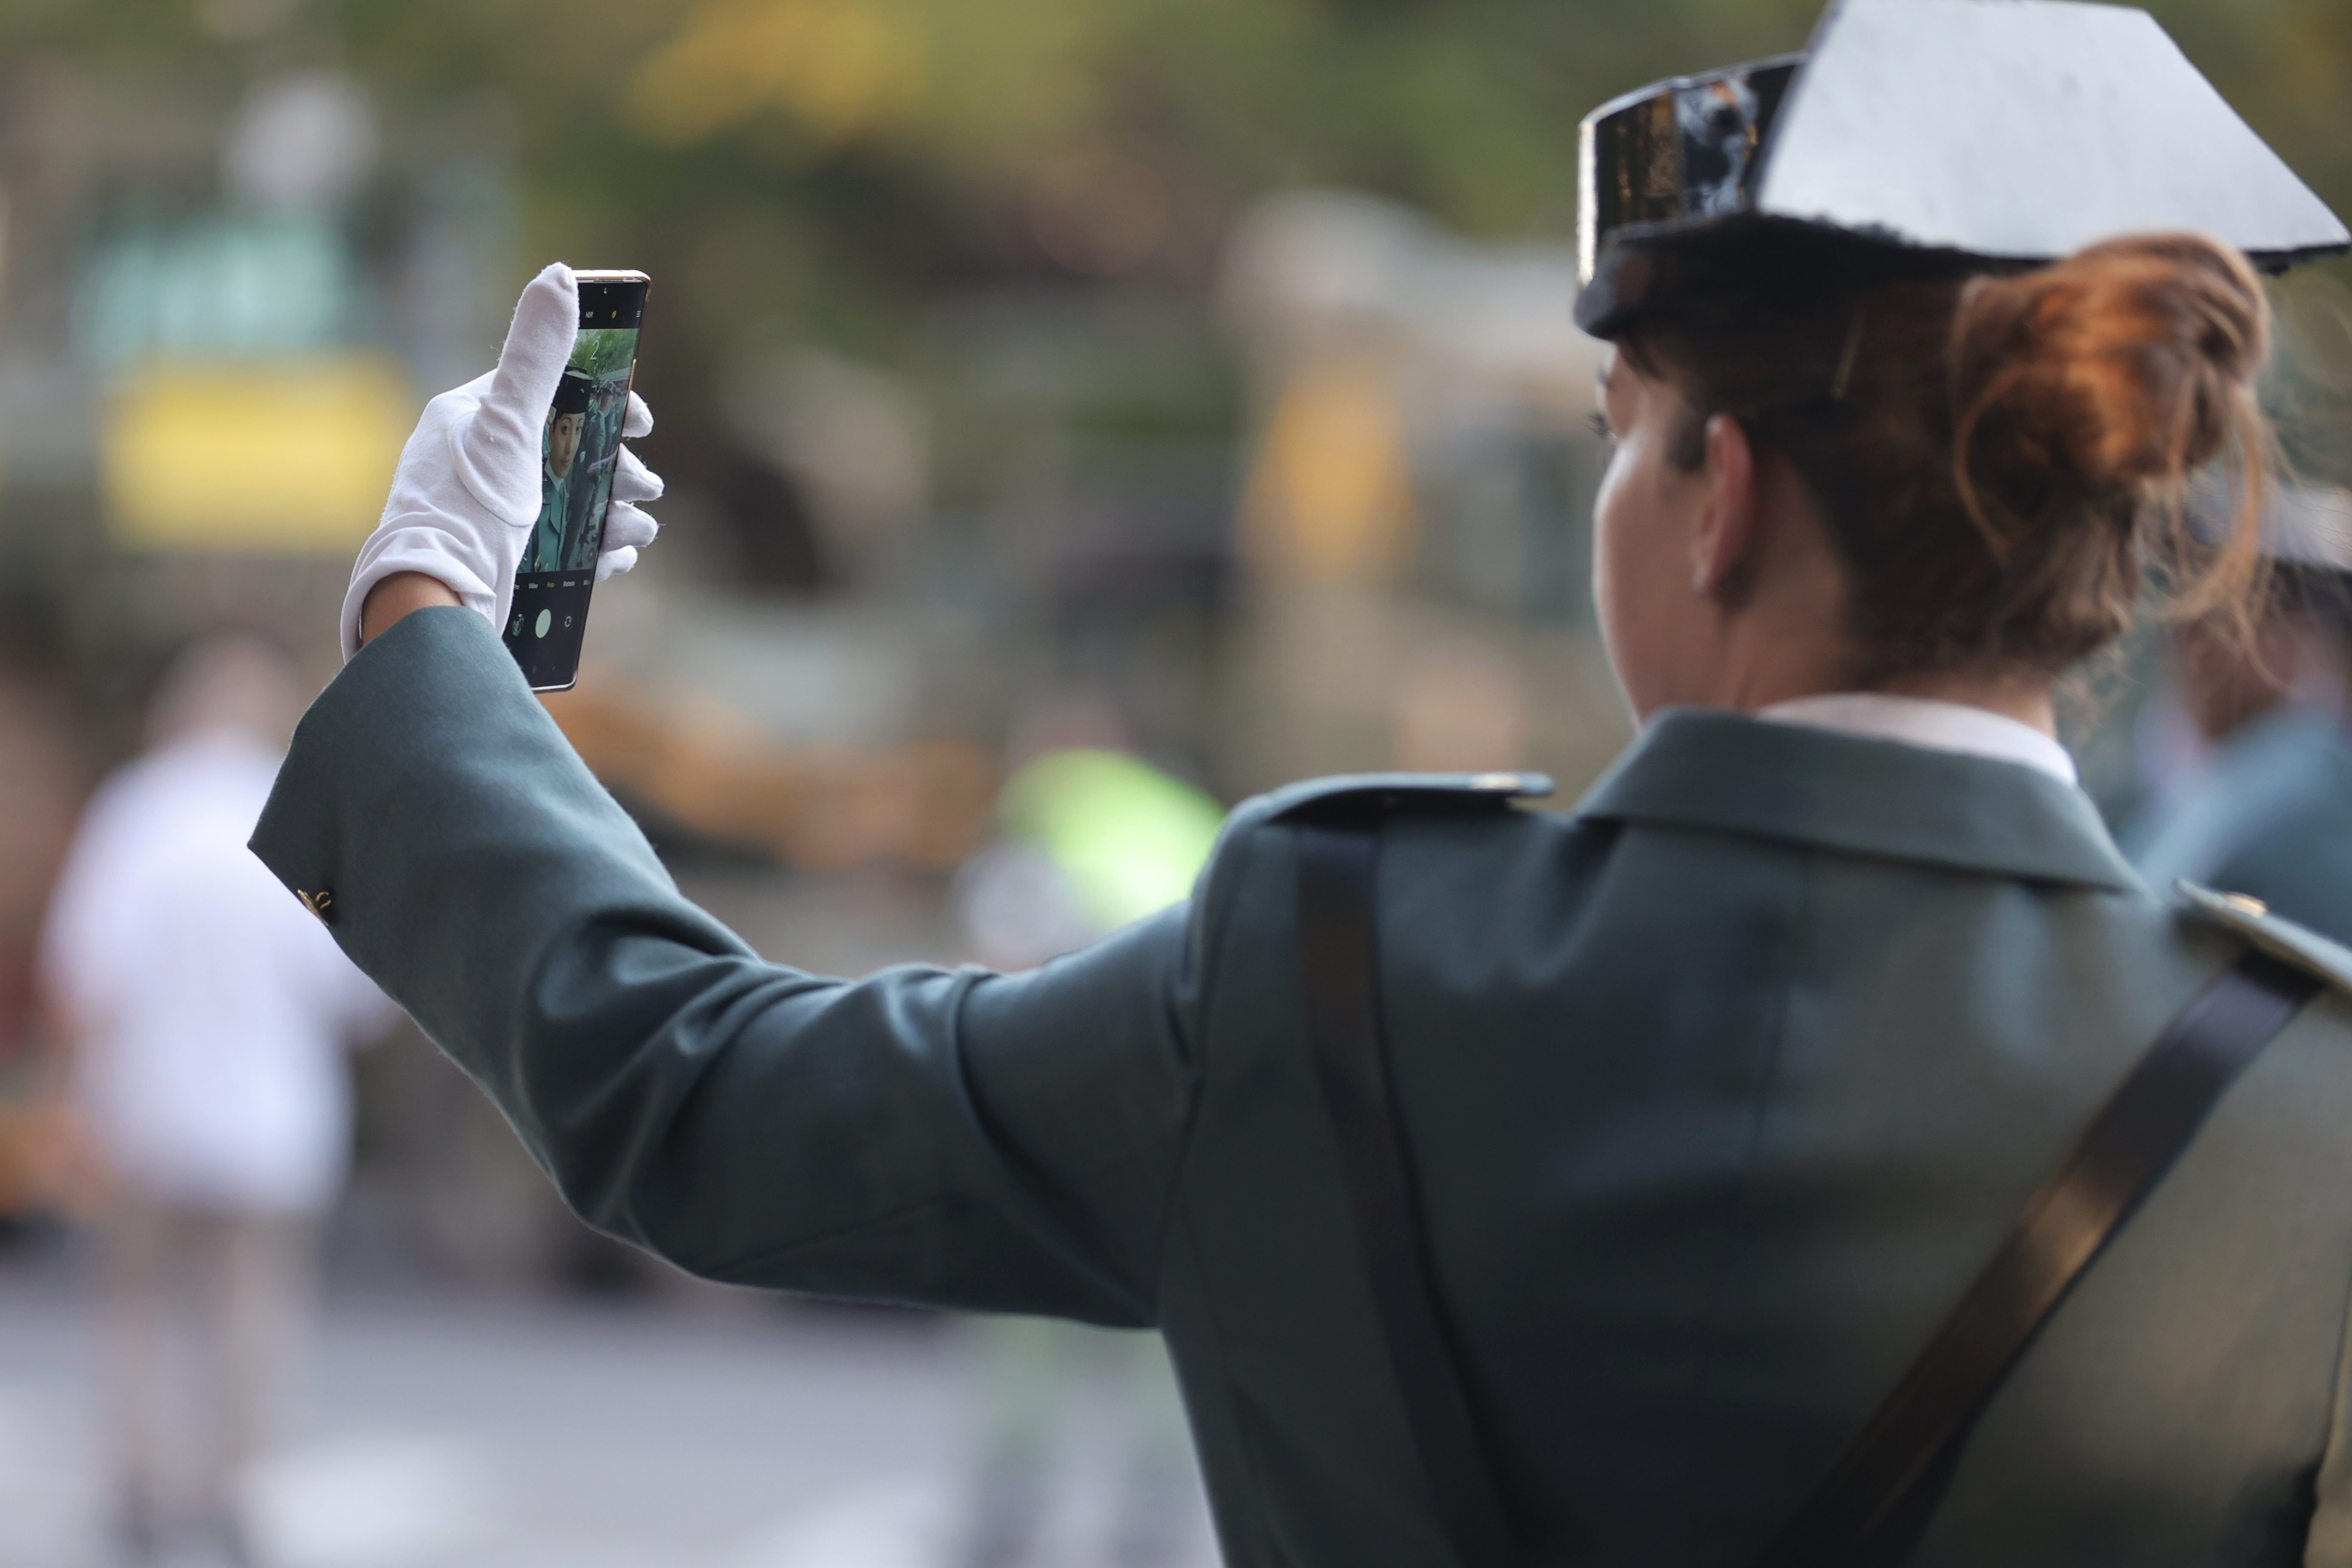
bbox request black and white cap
[1577,0,2350,336]
[551,368,595,416]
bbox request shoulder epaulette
[1265,770,1555,826]
[2175,879,2352,996]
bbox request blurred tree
[3,0,2346,446]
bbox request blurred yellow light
[103,355,413,553]
[1242,359,1418,582]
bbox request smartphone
[503,270,651,692]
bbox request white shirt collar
[1754,692,2078,785]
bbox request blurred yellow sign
[1241,356,1417,582]
[103,355,413,552]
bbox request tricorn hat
[551,368,595,416]
[1577,0,2350,337]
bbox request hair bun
[1614,228,2280,683]
[1952,233,2269,498]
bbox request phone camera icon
[534,609,552,639]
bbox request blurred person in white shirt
[37,636,394,1568]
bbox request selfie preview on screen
[523,325,636,576]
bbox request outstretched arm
[251,606,1203,1325]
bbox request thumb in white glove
[341,263,665,657]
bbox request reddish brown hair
[1619,232,2274,685]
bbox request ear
[1688,413,1761,603]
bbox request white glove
[340,263,665,659]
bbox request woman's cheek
[1594,442,1694,721]
[1592,444,1638,587]
[1592,457,1645,697]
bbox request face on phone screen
[504,273,648,692]
[523,325,637,574]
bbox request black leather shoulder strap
[1297,821,1526,1568]
[1295,815,2323,1568]
[1755,944,2321,1564]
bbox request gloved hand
[339,263,664,659]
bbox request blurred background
[0,0,2348,1564]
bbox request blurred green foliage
[5,0,2349,441]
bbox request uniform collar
[1755,692,2078,785]
[1576,707,2142,891]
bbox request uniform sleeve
[250,607,1207,1326]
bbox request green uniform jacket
[254,608,2352,1568]
[2128,705,2352,951]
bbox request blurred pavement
[0,1241,1218,1568]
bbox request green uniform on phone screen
[529,369,594,574]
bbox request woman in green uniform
[260,3,2352,1564]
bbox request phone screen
[504,272,649,692]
